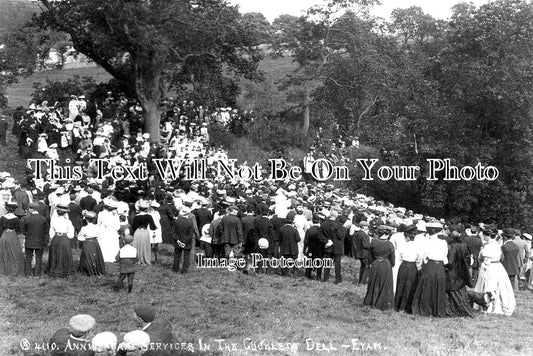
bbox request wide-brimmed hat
[56,204,70,213]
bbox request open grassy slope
[1,244,533,356]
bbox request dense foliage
[3,0,533,227]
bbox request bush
[31,75,97,109]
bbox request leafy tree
[271,0,379,135]
[31,0,263,142]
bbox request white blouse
[50,216,75,239]
[424,235,448,264]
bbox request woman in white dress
[474,229,516,316]
[148,201,163,263]
[97,198,121,263]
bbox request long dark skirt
[412,260,446,317]
[363,259,394,310]
[446,287,475,318]
[48,234,75,278]
[0,230,24,276]
[78,240,106,276]
[394,261,419,313]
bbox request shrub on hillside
[31,75,97,109]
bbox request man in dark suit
[173,208,194,274]
[68,194,84,249]
[216,205,243,259]
[304,214,328,280]
[241,207,257,255]
[79,188,97,212]
[321,210,346,284]
[21,203,49,277]
[501,229,521,291]
[12,183,30,217]
[35,194,50,219]
[463,225,483,285]
[279,211,300,276]
[253,207,274,273]
[352,221,371,285]
[134,305,174,355]
[513,231,530,280]
[193,201,212,231]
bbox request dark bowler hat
[502,228,515,238]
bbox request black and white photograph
[0,0,532,354]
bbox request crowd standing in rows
[0,91,531,354]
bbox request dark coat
[254,216,274,254]
[352,230,371,259]
[21,213,49,249]
[241,214,257,254]
[369,238,395,266]
[68,202,84,231]
[194,207,212,230]
[217,214,243,245]
[445,241,473,291]
[79,195,97,212]
[320,219,346,255]
[463,234,483,268]
[35,201,50,219]
[280,224,300,257]
[144,319,174,343]
[304,225,328,258]
[501,240,521,276]
[173,216,194,249]
[50,328,95,356]
[270,215,284,243]
[158,203,176,244]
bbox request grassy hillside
[0,0,40,36]
[5,66,113,108]
[2,245,533,356]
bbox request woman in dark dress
[158,197,176,245]
[78,211,106,276]
[394,225,421,313]
[363,225,395,311]
[48,204,76,277]
[445,225,475,317]
[131,200,157,265]
[0,202,24,275]
[412,223,448,317]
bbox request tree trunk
[302,91,310,135]
[134,57,163,143]
[142,101,161,142]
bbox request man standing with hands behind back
[21,202,49,277]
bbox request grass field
[5,66,113,109]
[3,60,533,356]
[1,243,533,356]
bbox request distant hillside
[0,0,41,36]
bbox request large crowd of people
[1,90,532,354]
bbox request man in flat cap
[20,202,49,277]
[50,314,96,356]
[133,305,173,355]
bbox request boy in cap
[115,234,138,293]
[50,314,96,356]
